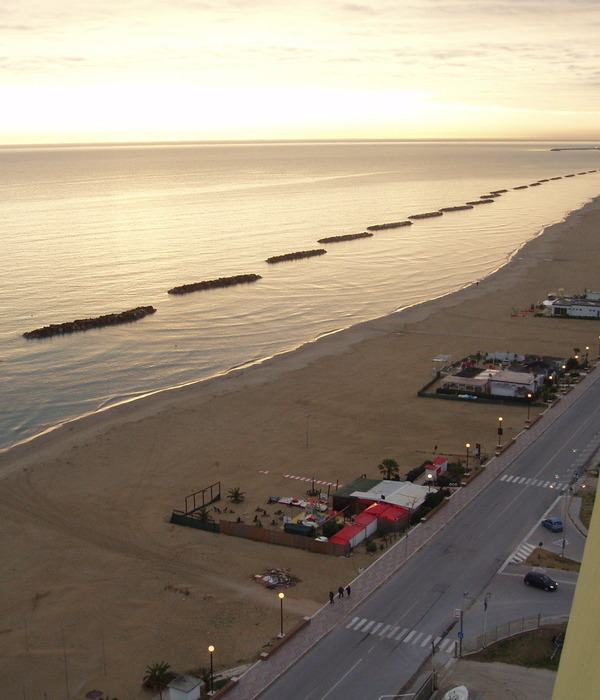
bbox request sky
[1,0,599,144]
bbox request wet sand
[1,196,599,699]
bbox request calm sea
[1,140,599,451]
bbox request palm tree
[194,507,213,523]
[227,486,246,503]
[378,458,400,480]
[143,661,172,697]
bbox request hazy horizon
[2,0,599,145]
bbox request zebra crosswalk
[509,542,537,563]
[499,475,569,490]
[344,616,455,653]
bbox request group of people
[329,585,351,603]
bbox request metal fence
[461,614,568,655]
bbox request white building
[488,370,539,398]
[167,675,205,700]
[551,297,600,319]
[349,480,430,511]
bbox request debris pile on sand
[253,568,301,589]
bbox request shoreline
[1,192,600,699]
[1,196,595,474]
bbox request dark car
[524,571,558,591]
[541,517,563,532]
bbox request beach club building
[551,296,600,318]
[425,456,449,481]
[329,478,430,549]
[487,369,540,398]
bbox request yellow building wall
[552,490,600,699]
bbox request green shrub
[365,539,377,554]
[406,463,428,482]
[322,520,343,538]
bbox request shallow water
[1,140,599,449]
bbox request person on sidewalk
[329,590,335,604]
[338,586,345,599]
[346,585,351,597]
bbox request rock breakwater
[317,232,373,244]
[366,221,413,231]
[23,306,157,339]
[408,211,444,220]
[439,205,473,212]
[266,249,327,263]
[168,274,262,295]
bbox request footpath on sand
[217,367,599,700]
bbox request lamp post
[496,417,503,451]
[459,591,468,657]
[483,592,492,641]
[404,495,416,558]
[561,489,570,558]
[208,645,215,695]
[426,472,433,493]
[278,592,285,638]
[465,443,470,471]
[585,346,590,366]
[526,393,533,424]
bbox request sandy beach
[1,195,599,700]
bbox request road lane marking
[320,658,362,699]
[371,622,383,635]
[362,620,375,633]
[378,624,391,637]
[403,630,416,643]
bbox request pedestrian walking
[346,585,351,597]
[338,586,344,599]
[329,590,335,604]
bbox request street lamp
[426,472,433,493]
[526,393,533,424]
[585,346,590,366]
[497,417,503,451]
[465,443,470,471]
[459,591,468,657]
[278,592,285,637]
[208,645,215,695]
[561,489,570,558]
[483,592,492,640]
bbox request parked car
[524,571,558,591]
[541,517,563,532]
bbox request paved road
[229,369,600,700]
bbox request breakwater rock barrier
[317,232,373,244]
[408,211,444,220]
[23,306,157,339]
[439,205,473,212]
[466,199,494,205]
[168,273,262,295]
[366,221,413,231]
[266,249,327,263]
